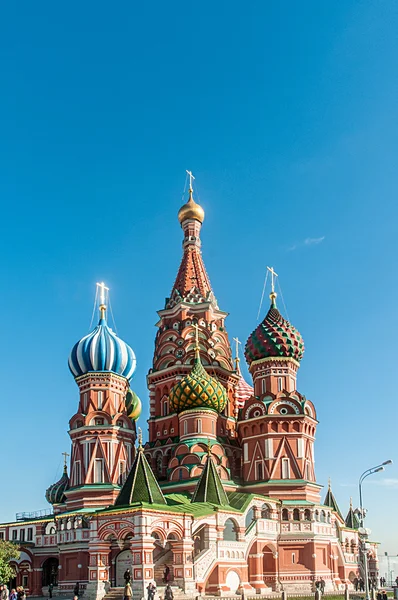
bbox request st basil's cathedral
[0,178,378,599]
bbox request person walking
[164,584,173,600]
[1,585,9,600]
[124,569,131,584]
[320,578,325,594]
[123,582,132,600]
[73,583,80,597]
[147,582,156,600]
[49,583,53,598]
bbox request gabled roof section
[191,453,229,506]
[115,445,167,507]
[345,498,360,529]
[324,480,343,520]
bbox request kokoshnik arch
[0,176,378,599]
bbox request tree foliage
[0,541,20,584]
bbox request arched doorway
[263,544,277,590]
[226,570,241,593]
[116,550,133,587]
[42,558,59,586]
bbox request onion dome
[245,292,304,365]
[169,342,227,414]
[235,369,254,409]
[46,465,69,505]
[178,187,205,224]
[125,389,142,421]
[68,288,136,380]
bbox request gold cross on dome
[233,337,241,370]
[193,322,200,352]
[62,452,70,467]
[186,170,195,191]
[138,427,143,449]
[267,266,278,293]
[96,281,109,306]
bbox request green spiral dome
[125,389,142,421]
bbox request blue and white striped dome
[68,314,136,380]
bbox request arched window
[293,508,300,521]
[304,509,311,521]
[282,509,289,521]
[223,519,238,541]
[245,507,255,528]
[320,510,326,523]
[315,510,319,521]
[261,504,271,519]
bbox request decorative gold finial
[96,281,109,319]
[62,451,70,473]
[178,170,205,224]
[233,337,241,371]
[349,496,353,509]
[193,323,200,359]
[328,477,331,490]
[206,438,212,456]
[138,427,143,451]
[267,266,278,306]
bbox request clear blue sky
[0,1,397,552]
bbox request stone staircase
[102,587,124,600]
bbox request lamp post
[358,460,393,600]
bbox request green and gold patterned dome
[125,389,142,421]
[169,355,227,414]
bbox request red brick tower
[64,283,141,511]
[240,271,321,502]
[146,175,240,487]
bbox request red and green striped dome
[245,295,304,365]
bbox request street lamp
[359,460,393,600]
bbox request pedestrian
[2,585,9,600]
[147,582,156,600]
[9,590,17,600]
[163,566,170,584]
[382,592,387,600]
[73,583,80,597]
[354,578,359,591]
[396,577,398,587]
[124,570,131,584]
[320,578,325,594]
[123,583,132,600]
[17,588,25,600]
[377,591,382,600]
[49,583,53,599]
[164,585,173,600]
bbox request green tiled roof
[324,484,343,519]
[345,506,360,529]
[115,448,167,506]
[191,454,229,506]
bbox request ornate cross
[138,427,143,448]
[193,322,200,352]
[267,266,278,293]
[62,452,70,467]
[233,336,241,370]
[186,169,195,190]
[96,281,109,306]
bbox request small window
[256,462,264,481]
[95,418,104,425]
[20,529,25,542]
[243,443,248,462]
[265,438,273,459]
[94,459,104,483]
[74,461,82,486]
[211,420,215,434]
[261,379,266,394]
[163,400,169,417]
[27,528,33,541]
[282,508,289,520]
[119,461,126,485]
[114,393,119,411]
[117,420,124,427]
[97,390,103,410]
[292,553,296,564]
[12,530,17,540]
[178,469,183,480]
[278,377,283,392]
[197,419,202,434]
[83,392,88,411]
[0,532,4,540]
[22,577,28,588]
[183,421,188,435]
[281,458,290,479]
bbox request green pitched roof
[191,454,229,506]
[324,483,343,520]
[345,504,360,529]
[115,448,167,506]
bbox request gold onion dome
[178,189,205,224]
[169,354,227,414]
